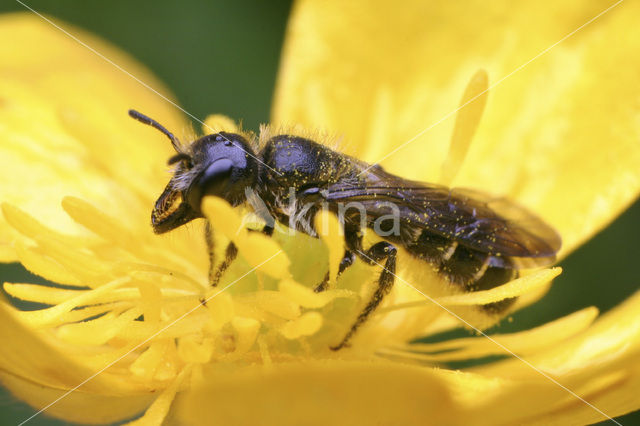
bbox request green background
[0,1,637,424]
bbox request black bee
[129,109,561,350]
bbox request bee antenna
[128,109,182,152]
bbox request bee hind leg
[473,266,518,314]
[439,245,518,314]
[331,241,397,351]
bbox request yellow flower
[1,0,639,424]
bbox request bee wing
[325,169,561,268]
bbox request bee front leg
[210,242,238,287]
[207,224,273,287]
[205,220,238,287]
[205,221,216,285]
[313,250,355,293]
[331,240,397,351]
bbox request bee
[129,109,561,350]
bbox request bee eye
[224,140,233,147]
[167,153,193,168]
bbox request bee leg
[331,241,397,351]
[210,242,238,287]
[314,250,355,293]
[261,225,274,236]
[205,221,216,285]
[247,224,274,236]
[208,224,271,287]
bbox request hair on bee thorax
[257,123,345,152]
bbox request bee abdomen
[406,229,517,314]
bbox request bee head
[128,110,258,234]
[182,132,259,211]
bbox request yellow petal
[175,361,461,426]
[480,290,640,378]
[0,13,188,261]
[0,370,153,425]
[386,306,598,362]
[0,300,155,423]
[465,291,640,423]
[2,7,639,426]
[274,0,640,257]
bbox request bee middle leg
[331,238,397,351]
